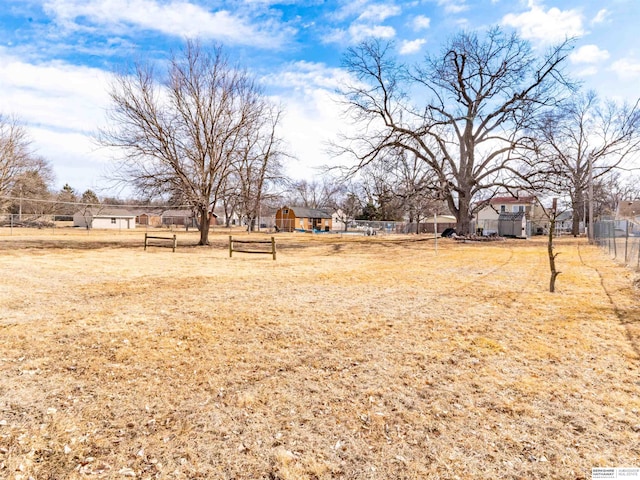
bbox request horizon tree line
[2,29,640,236]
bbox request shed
[135,210,163,227]
[161,209,196,227]
[498,212,527,238]
[275,206,333,232]
[73,208,136,230]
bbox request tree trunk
[198,206,210,245]
[456,192,473,235]
[571,190,583,236]
[548,200,560,292]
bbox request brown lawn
[0,229,639,479]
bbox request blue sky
[1,0,639,196]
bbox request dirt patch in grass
[0,231,638,479]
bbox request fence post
[608,223,612,255]
[229,236,233,258]
[144,233,148,251]
[625,220,629,264]
[172,234,177,253]
[271,236,276,261]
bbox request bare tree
[234,105,287,231]
[359,160,405,221]
[337,28,572,234]
[101,41,271,245]
[0,115,39,211]
[286,177,342,209]
[326,182,363,232]
[8,157,55,218]
[535,91,640,235]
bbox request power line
[0,195,191,210]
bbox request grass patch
[0,230,638,479]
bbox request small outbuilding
[73,208,137,230]
[161,209,194,227]
[498,212,527,238]
[135,210,163,227]
[275,206,333,232]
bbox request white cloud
[0,48,109,133]
[502,2,584,44]
[399,38,426,55]
[262,61,354,91]
[358,4,401,22]
[591,8,608,25]
[574,66,598,77]
[0,47,113,191]
[437,0,468,14]
[325,23,396,44]
[412,15,431,31]
[570,44,610,64]
[43,0,292,47]
[329,0,370,22]
[610,58,640,80]
[261,62,356,178]
[349,24,396,42]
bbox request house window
[283,209,289,215]
[111,218,117,224]
[500,205,506,213]
[514,205,524,213]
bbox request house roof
[490,195,536,204]
[132,209,164,216]
[75,208,136,217]
[285,206,332,219]
[162,209,194,217]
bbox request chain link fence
[593,220,640,270]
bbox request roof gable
[490,196,536,205]
[286,206,332,219]
[75,208,135,217]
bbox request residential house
[475,195,545,236]
[275,206,333,232]
[73,208,136,230]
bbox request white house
[475,195,543,236]
[73,208,137,230]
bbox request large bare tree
[0,115,38,211]
[337,28,572,234]
[535,91,640,235]
[101,41,271,245]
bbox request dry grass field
[0,228,639,479]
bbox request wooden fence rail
[144,233,177,252]
[229,236,276,261]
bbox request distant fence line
[593,220,640,270]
